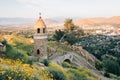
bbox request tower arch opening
[43,28,45,33]
[37,49,40,54]
[37,28,40,33]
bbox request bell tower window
[37,28,40,33]
[37,49,40,54]
[43,28,45,33]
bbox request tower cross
[39,12,41,17]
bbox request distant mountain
[0,18,35,25]
[51,16,81,22]
[74,16,120,26]
[44,19,60,26]
[0,17,60,26]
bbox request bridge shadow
[64,59,71,64]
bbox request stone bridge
[50,52,95,70]
[49,46,113,80]
[49,52,113,80]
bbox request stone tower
[33,15,47,59]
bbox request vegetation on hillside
[48,62,98,80]
[78,35,120,77]
[0,34,33,62]
[0,32,99,80]
[0,58,99,80]
[0,58,52,80]
[53,18,85,45]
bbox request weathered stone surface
[33,17,47,60]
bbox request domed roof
[34,17,46,28]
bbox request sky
[0,0,120,18]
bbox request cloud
[16,0,42,7]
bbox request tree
[53,30,65,42]
[64,32,78,45]
[53,19,84,45]
[75,28,85,37]
[64,19,76,32]
[103,58,120,76]
[95,61,103,70]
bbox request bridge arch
[64,59,71,64]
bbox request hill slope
[75,16,120,25]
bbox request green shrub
[95,61,103,70]
[48,62,68,80]
[25,56,38,65]
[62,62,71,68]
[69,76,78,80]
[42,59,50,66]
[49,69,66,80]
[12,52,25,61]
[71,66,78,69]
[67,68,98,80]
[103,59,120,76]
[68,69,89,80]
[104,72,110,78]
[116,76,120,80]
